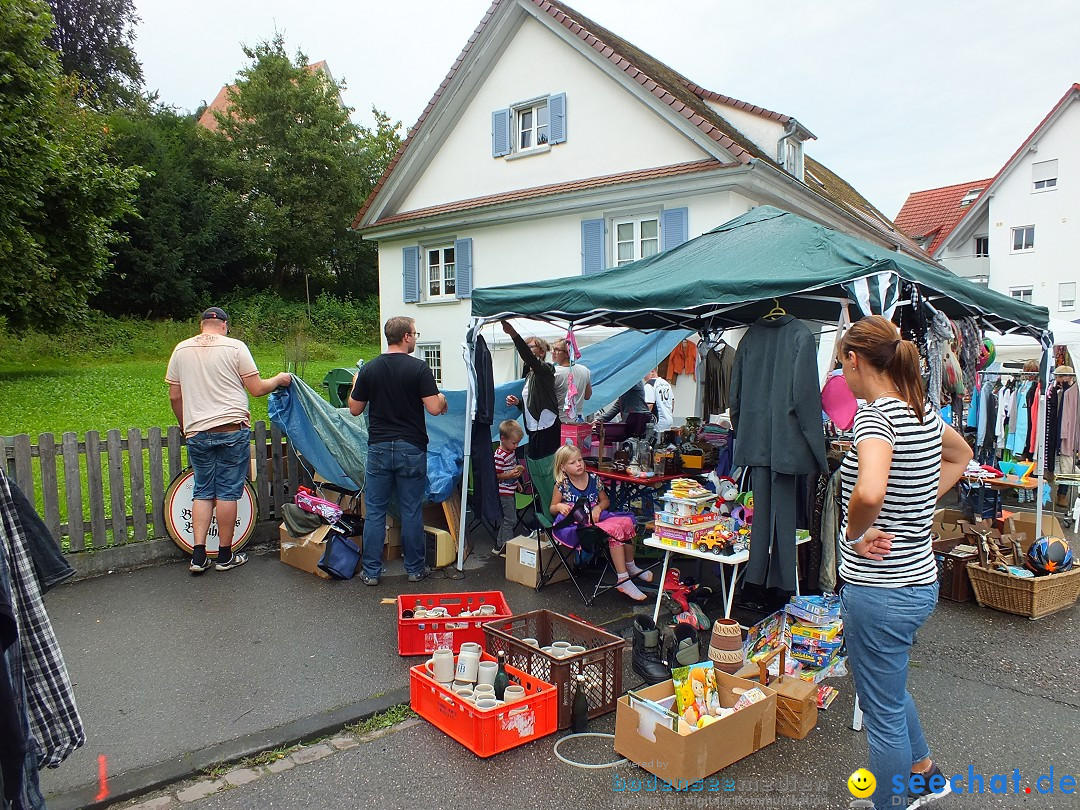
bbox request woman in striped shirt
[837,315,971,809]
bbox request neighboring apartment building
[353,0,926,391]
[897,83,1080,322]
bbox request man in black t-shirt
[349,316,447,584]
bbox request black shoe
[908,763,953,808]
[408,565,432,583]
[359,572,380,586]
[189,557,212,575]
[666,622,701,677]
[631,615,670,685]
[215,552,248,572]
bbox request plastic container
[397,591,512,656]
[483,609,625,729]
[409,655,557,757]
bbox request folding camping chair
[525,455,661,607]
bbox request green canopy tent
[453,205,1055,570]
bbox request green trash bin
[322,367,358,408]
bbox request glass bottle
[493,650,510,700]
[572,674,589,732]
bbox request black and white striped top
[839,397,944,587]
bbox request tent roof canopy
[471,206,1049,337]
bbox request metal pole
[1034,329,1054,533]
[456,322,479,570]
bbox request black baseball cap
[201,307,229,322]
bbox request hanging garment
[1060,383,1079,457]
[6,480,74,596]
[665,339,698,382]
[745,468,799,591]
[703,343,735,416]
[1007,381,1031,456]
[995,387,1013,450]
[1028,384,1042,457]
[1,546,27,805]
[818,470,842,594]
[0,470,84,804]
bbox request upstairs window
[1032,159,1058,192]
[975,236,989,257]
[515,101,548,151]
[426,245,456,300]
[1061,282,1076,311]
[1011,226,1035,253]
[491,94,566,158]
[614,216,659,266]
[959,188,983,207]
[1011,287,1033,304]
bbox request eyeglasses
[408,331,421,338]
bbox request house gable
[895,179,992,256]
[396,13,717,215]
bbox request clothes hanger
[763,298,787,320]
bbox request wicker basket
[965,563,1080,620]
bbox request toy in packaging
[743,610,785,662]
[671,661,722,726]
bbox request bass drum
[163,468,257,557]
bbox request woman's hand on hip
[852,527,894,561]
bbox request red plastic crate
[397,591,512,656]
[409,655,557,757]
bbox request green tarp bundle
[471,206,1048,336]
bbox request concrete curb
[46,687,410,810]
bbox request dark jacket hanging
[470,335,501,526]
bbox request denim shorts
[187,428,250,501]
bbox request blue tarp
[268,328,692,502]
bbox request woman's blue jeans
[840,581,938,809]
[361,441,427,578]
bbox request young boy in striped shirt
[494,420,525,555]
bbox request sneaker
[214,552,248,572]
[908,763,953,808]
[407,565,432,583]
[189,557,212,575]
[359,572,380,586]
[492,543,507,557]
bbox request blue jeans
[187,428,250,501]
[841,581,938,809]
[362,441,427,577]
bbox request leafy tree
[0,0,140,329]
[45,0,143,107]
[95,101,256,317]
[208,35,400,298]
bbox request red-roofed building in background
[900,83,1080,321]
[197,61,332,132]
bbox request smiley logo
[847,768,876,798]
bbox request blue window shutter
[402,246,420,303]
[455,238,473,299]
[581,219,605,275]
[492,109,511,157]
[661,207,689,252]
[549,93,567,144]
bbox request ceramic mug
[452,680,471,693]
[503,684,526,702]
[413,609,428,619]
[425,648,455,683]
[551,641,572,654]
[540,646,555,656]
[455,648,481,683]
[475,698,499,711]
[460,642,482,655]
[453,686,474,700]
[521,637,540,647]
[566,645,587,656]
[478,604,497,616]
[476,661,498,687]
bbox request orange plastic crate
[397,591,512,656]
[409,656,557,757]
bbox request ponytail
[888,339,926,421]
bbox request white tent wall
[989,317,1080,368]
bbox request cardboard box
[504,535,569,587]
[279,523,333,579]
[1005,512,1064,547]
[386,525,401,548]
[614,672,777,785]
[931,508,969,538]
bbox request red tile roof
[197,61,331,132]
[894,178,992,256]
[367,159,731,228]
[351,0,910,254]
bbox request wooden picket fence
[1,421,311,552]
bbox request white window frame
[423,243,456,301]
[974,236,989,258]
[959,188,982,207]
[513,97,549,153]
[1010,226,1035,253]
[1060,282,1076,312]
[612,214,660,266]
[1010,286,1033,304]
[1032,159,1058,192]
[418,343,442,385]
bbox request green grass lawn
[0,344,379,439]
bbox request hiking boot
[631,615,670,685]
[214,552,248,572]
[667,621,702,677]
[408,565,432,583]
[189,557,212,575]
[908,763,953,808]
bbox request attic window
[959,189,982,207]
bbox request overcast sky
[133,0,1079,218]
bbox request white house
[353,0,925,398]
[899,83,1080,322]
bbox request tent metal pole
[1034,329,1054,534]
[456,325,479,571]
